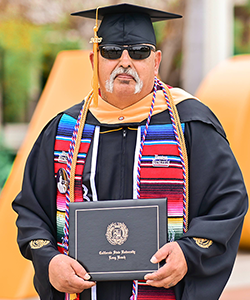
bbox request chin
[116,81,139,92]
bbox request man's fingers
[145,262,170,281]
[145,264,181,288]
[150,243,171,264]
[70,259,91,280]
[68,275,95,293]
[146,278,176,289]
[145,242,188,289]
[69,260,96,291]
[49,254,96,293]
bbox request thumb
[150,242,171,264]
[70,259,91,280]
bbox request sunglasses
[99,45,155,60]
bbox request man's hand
[144,242,187,289]
[49,254,96,293]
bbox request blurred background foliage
[0,135,15,190]
[0,0,250,191]
[0,20,83,122]
[234,0,250,55]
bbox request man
[13,3,248,300]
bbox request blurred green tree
[0,19,83,123]
[0,135,15,191]
[234,0,250,55]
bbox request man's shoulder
[63,101,84,119]
[170,87,199,106]
[176,95,226,138]
[39,101,85,138]
[166,86,225,137]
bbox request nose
[119,49,131,68]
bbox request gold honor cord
[164,84,189,230]
[68,92,93,300]
[70,293,77,300]
[92,25,99,108]
[69,91,93,203]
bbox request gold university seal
[106,222,129,245]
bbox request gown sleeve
[12,115,65,300]
[175,118,248,300]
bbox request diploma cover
[69,198,167,281]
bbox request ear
[154,50,162,76]
[89,51,94,70]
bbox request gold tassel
[70,293,77,300]
[92,27,98,108]
[91,7,102,108]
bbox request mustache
[105,67,143,94]
[110,67,140,82]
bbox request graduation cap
[71,3,182,107]
[71,3,182,46]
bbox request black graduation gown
[12,98,248,300]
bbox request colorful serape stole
[54,113,95,254]
[136,123,185,300]
[140,123,184,241]
[137,280,176,300]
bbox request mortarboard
[71,3,182,46]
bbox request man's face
[90,44,161,108]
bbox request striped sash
[140,123,184,241]
[137,280,176,300]
[54,114,95,254]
